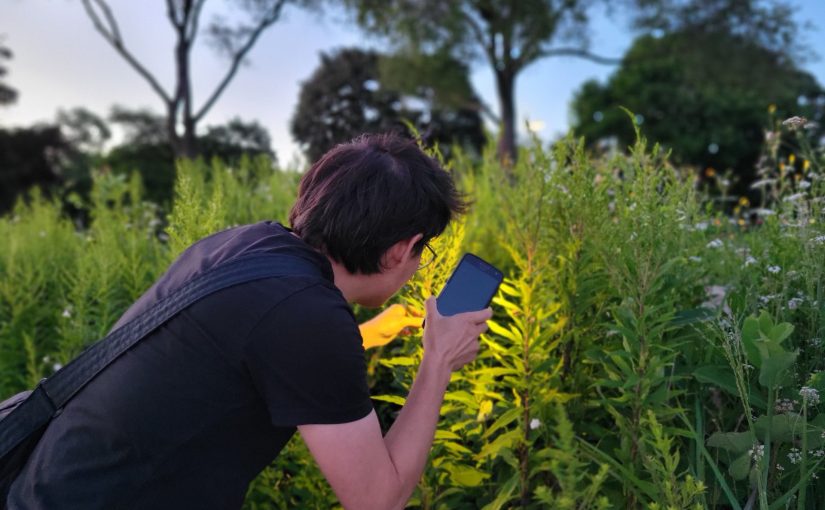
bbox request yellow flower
[803,159,811,171]
[779,162,786,173]
[738,218,746,226]
[768,104,777,114]
[734,206,741,215]
[810,218,817,225]
[794,173,802,181]
[738,196,750,206]
[705,167,716,177]
[789,154,796,165]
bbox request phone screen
[437,254,503,316]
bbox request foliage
[290,47,485,162]
[2,123,825,507]
[571,30,825,194]
[0,39,17,106]
[342,0,605,163]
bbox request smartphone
[436,253,503,316]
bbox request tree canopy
[343,0,612,164]
[571,28,824,190]
[290,47,486,163]
[0,39,18,106]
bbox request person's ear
[382,234,424,269]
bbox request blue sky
[2,0,824,164]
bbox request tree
[291,47,486,162]
[57,107,112,153]
[344,0,619,164]
[0,38,18,106]
[571,29,824,190]
[80,0,313,158]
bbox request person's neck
[327,257,377,304]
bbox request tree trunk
[495,69,517,166]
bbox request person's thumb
[424,296,439,319]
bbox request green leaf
[487,319,518,341]
[483,407,521,439]
[758,350,798,388]
[768,323,793,344]
[693,365,767,409]
[729,451,753,480]
[755,414,802,443]
[741,316,762,368]
[443,465,489,487]
[478,428,520,460]
[378,356,417,367]
[707,431,753,454]
[480,473,518,510]
[371,394,406,406]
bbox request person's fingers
[459,307,493,324]
[424,296,439,318]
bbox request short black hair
[289,133,468,274]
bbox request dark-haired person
[7,133,491,510]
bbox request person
[6,132,492,509]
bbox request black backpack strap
[0,252,321,461]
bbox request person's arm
[298,297,491,510]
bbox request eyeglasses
[417,242,437,270]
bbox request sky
[2,0,825,165]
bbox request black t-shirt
[8,222,373,509]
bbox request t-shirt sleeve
[242,282,373,427]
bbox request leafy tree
[343,0,619,164]
[0,38,18,106]
[103,105,277,204]
[290,47,486,162]
[57,107,112,153]
[571,28,824,190]
[0,126,76,213]
[80,0,315,158]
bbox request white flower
[799,180,812,189]
[750,179,776,190]
[744,256,758,266]
[811,235,825,245]
[52,363,63,372]
[706,239,724,249]
[782,116,808,129]
[800,386,820,405]
[749,443,765,461]
[810,338,822,348]
[61,308,72,318]
[775,398,796,413]
[529,418,541,430]
[689,256,702,262]
[788,297,804,310]
[694,222,708,231]
[752,208,776,216]
[788,448,803,464]
[784,193,806,202]
[768,265,782,274]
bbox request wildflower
[744,256,758,266]
[61,308,72,318]
[784,193,805,202]
[810,338,822,348]
[788,297,804,310]
[800,386,820,405]
[800,180,811,189]
[788,448,803,464]
[811,449,825,458]
[52,363,63,372]
[790,154,797,165]
[694,222,708,231]
[782,116,808,130]
[739,196,750,206]
[768,104,777,114]
[689,256,702,262]
[752,208,775,217]
[804,159,811,171]
[775,399,796,413]
[812,235,825,245]
[529,418,541,430]
[776,464,785,472]
[749,443,765,461]
[705,167,716,177]
[768,265,782,274]
[759,294,777,304]
[706,239,724,249]
[751,179,776,189]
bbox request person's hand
[359,304,423,349]
[421,297,492,372]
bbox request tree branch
[187,0,208,45]
[539,47,620,65]
[194,0,287,121]
[81,0,172,103]
[457,7,496,68]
